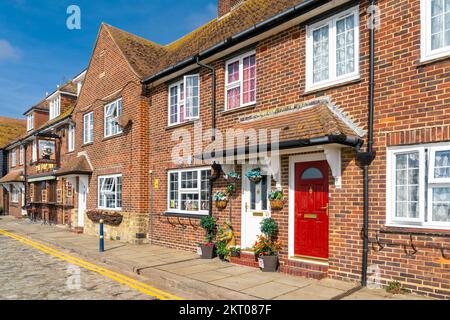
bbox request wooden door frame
[288,152,328,259]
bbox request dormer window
[49,95,61,120]
[27,113,34,131]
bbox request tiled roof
[105,0,305,79]
[0,117,26,148]
[0,170,24,184]
[235,102,362,142]
[55,154,92,176]
[59,81,77,95]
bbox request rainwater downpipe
[196,57,217,217]
[359,0,377,287]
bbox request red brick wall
[145,0,450,299]
[71,25,150,227]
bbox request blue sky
[0,0,217,118]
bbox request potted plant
[198,216,217,259]
[216,240,229,261]
[268,189,284,210]
[253,217,281,272]
[246,168,262,183]
[213,191,228,210]
[230,246,241,258]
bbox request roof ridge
[103,23,165,49]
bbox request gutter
[356,0,377,287]
[142,0,333,84]
[198,135,363,160]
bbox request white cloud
[0,39,22,62]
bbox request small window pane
[200,170,210,211]
[227,61,240,83]
[434,150,450,178]
[301,168,323,180]
[432,187,450,222]
[227,87,241,110]
[169,173,179,209]
[395,152,419,219]
[181,171,198,189]
[336,15,355,76]
[181,193,199,211]
[312,25,329,83]
[261,175,268,210]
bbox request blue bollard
[99,219,104,253]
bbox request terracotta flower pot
[258,255,279,272]
[270,199,284,210]
[215,200,228,210]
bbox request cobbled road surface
[0,235,153,300]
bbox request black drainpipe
[196,57,218,217]
[356,0,377,287]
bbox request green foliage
[246,168,262,179]
[199,215,217,243]
[216,240,229,257]
[213,191,227,201]
[230,246,241,255]
[226,184,235,195]
[386,281,410,294]
[253,235,281,256]
[268,189,283,201]
[260,217,278,239]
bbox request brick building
[1,0,449,299]
[0,73,85,223]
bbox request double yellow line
[0,229,182,300]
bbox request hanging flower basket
[246,168,262,183]
[86,210,123,226]
[270,199,284,211]
[215,200,228,210]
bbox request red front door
[294,161,329,259]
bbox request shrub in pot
[213,191,228,210]
[230,246,241,258]
[198,215,217,259]
[253,218,281,272]
[268,189,284,210]
[216,240,229,261]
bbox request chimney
[218,0,245,18]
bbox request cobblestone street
[0,235,152,300]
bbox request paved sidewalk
[0,216,431,300]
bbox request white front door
[78,176,88,227]
[241,165,270,249]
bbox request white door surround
[78,176,88,227]
[241,164,271,249]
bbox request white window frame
[98,174,122,210]
[224,50,257,111]
[11,187,19,203]
[11,149,16,167]
[27,113,34,131]
[387,143,450,229]
[68,124,75,152]
[167,167,210,215]
[305,6,360,92]
[104,98,123,138]
[167,75,200,126]
[49,95,61,120]
[421,0,450,62]
[83,112,94,144]
[32,140,37,163]
[19,145,24,165]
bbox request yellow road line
[0,229,183,300]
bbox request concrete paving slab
[210,273,274,291]
[318,278,358,291]
[294,283,344,299]
[217,265,255,276]
[169,263,223,276]
[189,270,232,282]
[271,274,316,288]
[275,289,328,300]
[242,281,299,299]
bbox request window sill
[220,103,256,116]
[382,225,450,237]
[303,77,362,96]
[165,119,198,130]
[102,132,124,142]
[97,207,122,212]
[417,54,450,68]
[82,142,93,148]
[163,211,208,219]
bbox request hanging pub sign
[38,139,56,161]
